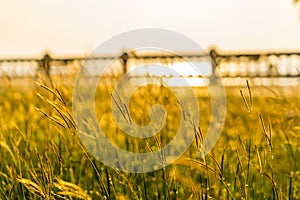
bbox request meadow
[0,74,300,199]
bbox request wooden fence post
[120,52,128,75]
[209,48,218,77]
[41,53,51,74]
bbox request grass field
[0,75,300,199]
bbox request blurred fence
[0,49,300,86]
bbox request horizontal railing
[0,49,300,78]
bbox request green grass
[0,76,300,199]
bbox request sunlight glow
[167,77,209,87]
[130,61,212,77]
[168,62,212,77]
[127,61,212,87]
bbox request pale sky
[1,0,300,57]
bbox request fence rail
[1,49,300,78]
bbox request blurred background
[1,0,300,87]
[1,0,300,56]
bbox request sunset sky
[1,0,300,57]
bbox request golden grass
[0,76,300,199]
